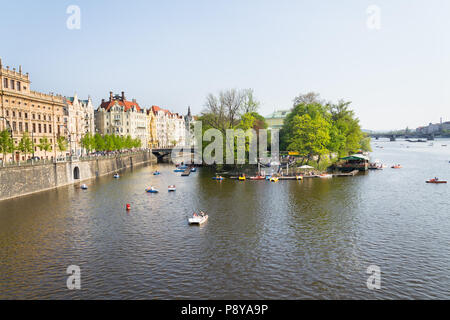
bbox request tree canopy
[281,93,371,162]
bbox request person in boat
[193,212,198,217]
[200,211,205,217]
[435,177,439,181]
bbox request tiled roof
[100,99,141,112]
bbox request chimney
[121,91,125,101]
[109,91,113,101]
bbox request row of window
[3,78,25,91]
[11,121,56,134]
[5,110,55,121]
[5,99,56,110]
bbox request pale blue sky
[1,0,449,130]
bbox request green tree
[80,133,95,154]
[94,133,106,151]
[18,132,33,161]
[0,130,14,163]
[287,114,331,164]
[133,138,142,148]
[280,102,329,151]
[38,137,52,159]
[104,134,115,151]
[56,136,68,157]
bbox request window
[25,123,28,132]
[38,124,41,133]
[48,116,51,121]
[32,123,36,133]
[12,121,16,131]
[6,110,9,117]
[43,115,46,121]
[43,124,47,133]
[10,80,14,90]
[49,125,52,133]
[19,122,23,132]
[17,81,21,91]
[12,111,15,117]
[32,114,35,120]
[25,113,28,119]
[3,78,8,88]
[19,112,22,118]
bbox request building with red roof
[95,92,148,147]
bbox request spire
[187,106,191,117]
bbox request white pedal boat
[188,215,208,225]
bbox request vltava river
[0,139,449,299]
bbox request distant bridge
[370,133,435,141]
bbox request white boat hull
[188,215,208,225]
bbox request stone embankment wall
[0,151,156,202]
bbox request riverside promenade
[0,150,156,201]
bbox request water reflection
[0,139,449,299]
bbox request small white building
[150,105,185,148]
[64,93,95,156]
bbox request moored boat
[168,185,176,191]
[238,175,246,181]
[81,184,88,190]
[113,173,120,178]
[391,165,402,169]
[212,176,224,181]
[270,177,279,182]
[190,167,197,172]
[319,174,333,179]
[249,176,265,180]
[153,171,161,175]
[174,168,184,172]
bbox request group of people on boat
[193,211,206,218]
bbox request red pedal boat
[249,176,265,180]
[426,179,447,184]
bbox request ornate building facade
[95,92,148,147]
[64,93,95,156]
[149,105,185,148]
[146,108,157,148]
[0,59,65,162]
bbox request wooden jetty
[332,170,359,177]
[229,170,359,180]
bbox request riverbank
[0,150,156,202]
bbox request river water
[0,139,449,299]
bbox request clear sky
[1,0,449,130]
